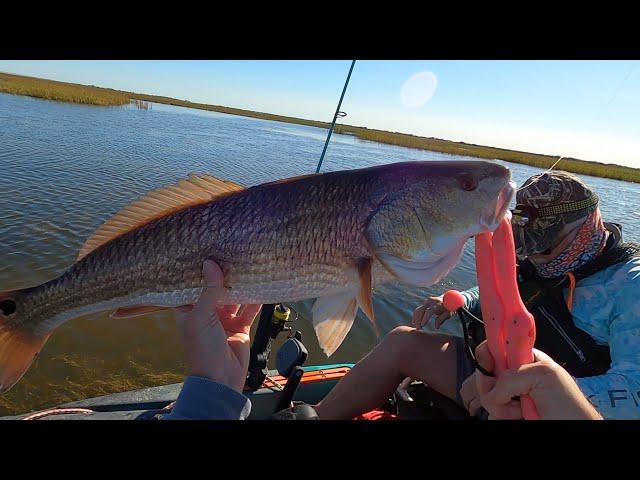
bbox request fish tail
[0,290,52,394]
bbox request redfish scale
[223,262,358,304]
[22,215,192,325]
[22,171,380,329]
[213,198,369,263]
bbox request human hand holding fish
[474,341,602,420]
[459,373,482,416]
[175,260,262,393]
[440,213,539,419]
[472,213,539,419]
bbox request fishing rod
[315,60,356,173]
[246,61,357,391]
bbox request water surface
[1,93,638,414]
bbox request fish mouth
[479,181,516,232]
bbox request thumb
[532,347,555,363]
[192,259,226,316]
[475,340,497,396]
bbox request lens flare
[401,71,438,108]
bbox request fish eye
[0,299,16,316]
[458,175,477,192]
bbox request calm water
[1,93,639,414]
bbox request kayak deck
[1,364,354,420]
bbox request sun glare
[401,71,438,108]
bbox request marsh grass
[333,125,640,183]
[0,353,185,416]
[0,72,129,106]
[2,71,638,183]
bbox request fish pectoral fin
[77,174,245,262]
[111,305,171,319]
[312,292,358,358]
[356,257,380,338]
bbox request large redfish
[0,161,514,393]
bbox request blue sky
[1,60,639,168]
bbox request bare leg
[315,326,459,420]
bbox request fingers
[411,297,435,327]
[411,304,427,327]
[467,397,483,416]
[459,373,479,413]
[396,377,414,402]
[474,340,498,396]
[192,260,226,317]
[532,347,554,363]
[412,296,449,329]
[217,304,241,317]
[434,310,453,329]
[240,304,262,322]
[475,368,496,398]
[481,363,546,407]
[475,340,495,374]
[474,342,551,420]
[235,304,263,333]
[484,399,524,420]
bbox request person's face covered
[510,171,600,259]
[513,212,588,259]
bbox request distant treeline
[1,71,638,183]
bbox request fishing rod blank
[316,60,356,174]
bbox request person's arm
[474,341,603,420]
[162,260,262,420]
[460,286,481,316]
[571,277,640,420]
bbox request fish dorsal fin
[264,173,319,186]
[77,174,244,261]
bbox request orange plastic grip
[492,217,539,420]
[474,232,508,375]
[475,216,539,420]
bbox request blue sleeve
[163,376,252,420]
[574,262,640,419]
[460,286,481,316]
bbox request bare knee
[383,326,428,364]
[382,326,453,374]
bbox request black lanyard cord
[457,307,495,377]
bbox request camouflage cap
[512,170,599,257]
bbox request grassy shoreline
[2,71,639,183]
[0,72,129,106]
